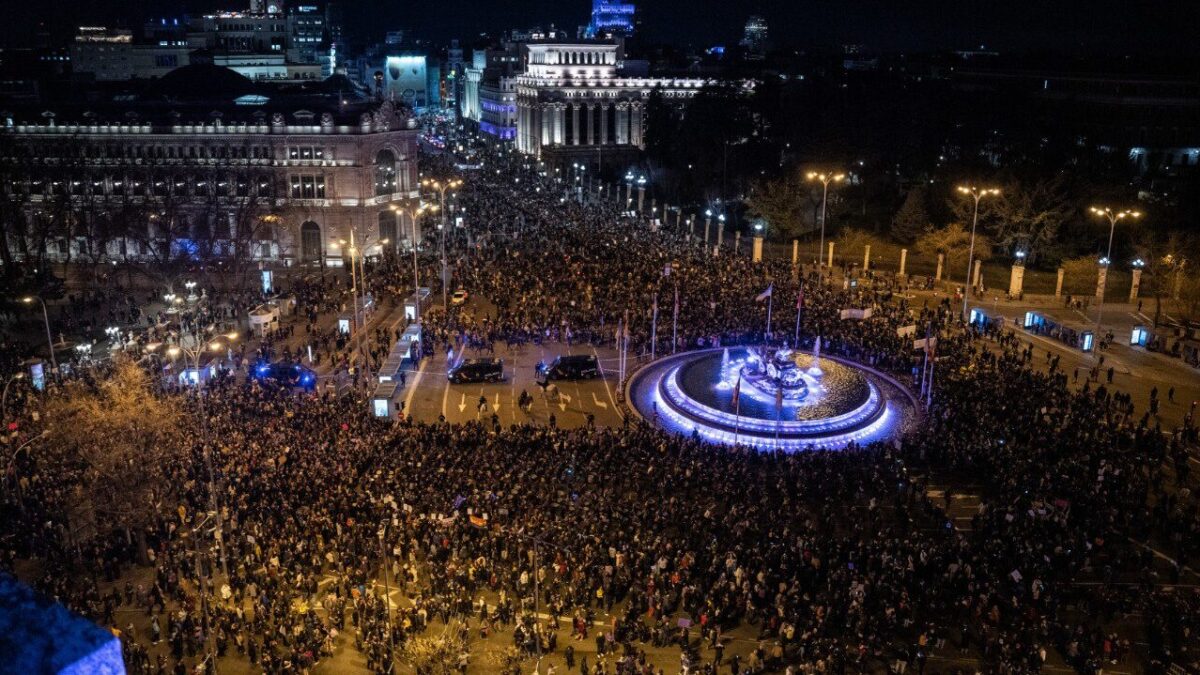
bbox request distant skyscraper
[584,0,635,39]
[740,15,769,56]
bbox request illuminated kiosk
[626,347,916,450]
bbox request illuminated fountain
[626,346,917,451]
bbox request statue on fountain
[743,347,809,401]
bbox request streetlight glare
[21,296,33,304]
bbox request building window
[289,174,325,199]
[374,150,396,196]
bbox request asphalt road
[402,340,625,428]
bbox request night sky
[4,0,1199,57]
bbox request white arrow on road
[493,393,502,413]
[458,393,467,413]
[558,392,572,411]
[591,392,608,409]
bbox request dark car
[448,358,504,384]
[536,354,599,382]
[253,361,317,390]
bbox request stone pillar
[863,244,871,270]
[1130,268,1143,302]
[688,215,695,240]
[631,102,644,148]
[792,240,799,266]
[703,217,710,245]
[1055,268,1065,297]
[935,253,944,282]
[1095,264,1108,302]
[554,104,566,145]
[615,102,630,145]
[599,104,609,145]
[899,248,908,277]
[827,241,835,268]
[571,104,581,145]
[716,224,724,248]
[531,104,543,155]
[734,231,740,253]
[752,237,764,263]
[972,259,982,289]
[586,103,594,145]
[1008,261,1025,298]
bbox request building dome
[143,65,258,102]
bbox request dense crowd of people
[1,147,1199,675]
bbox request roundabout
[626,346,919,450]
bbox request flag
[756,284,773,302]
[731,376,741,409]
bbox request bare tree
[42,358,184,562]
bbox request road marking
[591,392,608,409]
[440,365,451,419]
[405,355,429,419]
[558,391,572,411]
[493,392,501,414]
[593,346,622,417]
[457,392,467,413]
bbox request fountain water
[808,336,823,376]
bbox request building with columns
[514,41,709,167]
[0,64,419,270]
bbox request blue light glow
[627,348,915,452]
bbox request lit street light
[806,171,845,272]
[421,177,464,312]
[1090,206,1141,354]
[955,185,1001,322]
[21,296,57,372]
[391,202,436,323]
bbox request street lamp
[956,185,1001,321]
[2,372,25,421]
[420,177,464,312]
[637,175,647,213]
[21,296,56,372]
[806,172,845,271]
[391,202,435,323]
[1090,206,1141,352]
[167,326,238,579]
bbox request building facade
[0,93,419,269]
[583,0,636,39]
[514,42,709,161]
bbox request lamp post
[21,296,57,372]
[6,430,49,510]
[2,372,25,421]
[1090,206,1141,354]
[168,329,239,581]
[624,171,634,208]
[955,185,1001,322]
[637,175,646,214]
[391,203,435,323]
[704,209,712,247]
[420,178,464,312]
[806,172,845,272]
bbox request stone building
[0,65,419,271]
[514,41,710,168]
